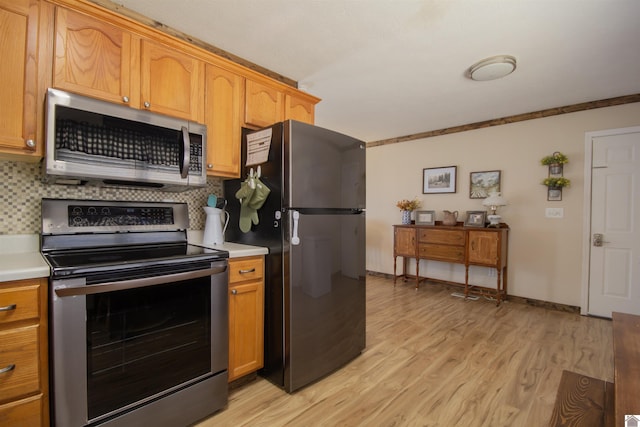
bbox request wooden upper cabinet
[53,7,137,107]
[0,0,42,159]
[54,7,205,123]
[285,93,315,124]
[244,79,284,128]
[140,39,204,122]
[204,64,243,178]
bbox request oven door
[50,260,228,427]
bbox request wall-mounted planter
[541,152,569,201]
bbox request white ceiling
[115,0,640,143]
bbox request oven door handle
[54,265,227,297]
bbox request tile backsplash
[0,160,224,234]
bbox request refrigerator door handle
[291,210,300,245]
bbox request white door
[585,126,640,317]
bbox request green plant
[540,152,569,165]
[542,177,571,188]
[396,197,421,211]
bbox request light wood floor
[197,275,613,426]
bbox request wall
[0,160,224,234]
[366,102,640,307]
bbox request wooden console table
[393,222,509,305]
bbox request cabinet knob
[122,96,130,103]
[231,289,237,295]
[25,139,36,149]
[207,164,213,169]
[144,101,151,109]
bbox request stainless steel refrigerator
[223,120,366,393]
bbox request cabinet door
[244,79,283,128]
[204,64,243,178]
[284,93,314,124]
[228,280,264,381]
[53,7,137,107]
[394,227,416,257]
[140,39,204,122]
[0,0,40,157]
[467,230,500,266]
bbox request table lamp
[482,191,507,227]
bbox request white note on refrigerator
[246,128,272,166]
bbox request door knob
[592,233,610,247]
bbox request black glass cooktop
[44,243,228,278]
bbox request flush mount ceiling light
[467,55,517,81]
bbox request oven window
[86,277,211,420]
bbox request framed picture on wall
[469,170,501,199]
[423,166,457,194]
[415,210,436,225]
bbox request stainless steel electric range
[41,198,229,427]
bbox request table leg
[393,255,397,286]
[495,268,502,306]
[464,264,470,297]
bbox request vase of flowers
[396,198,421,224]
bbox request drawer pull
[239,268,256,274]
[0,364,16,374]
[0,303,17,312]
[231,289,238,295]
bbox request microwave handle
[180,126,190,179]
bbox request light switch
[545,208,564,218]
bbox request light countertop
[187,230,269,258]
[0,234,50,282]
[0,232,268,283]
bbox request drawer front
[0,393,42,426]
[418,228,465,246]
[229,257,264,284]
[0,325,40,402]
[0,284,40,326]
[419,243,465,263]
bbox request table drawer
[0,284,40,326]
[419,243,465,263]
[0,325,40,402]
[229,256,264,284]
[418,228,465,246]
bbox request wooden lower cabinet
[0,278,49,427]
[228,256,264,382]
[393,224,509,305]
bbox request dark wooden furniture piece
[393,222,509,305]
[549,312,640,426]
[612,312,640,426]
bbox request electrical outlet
[545,208,564,218]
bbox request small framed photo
[415,210,436,225]
[469,170,501,199]
[464,211,486,227]
[423,166,457,194]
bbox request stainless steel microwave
[44,88,207,192]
